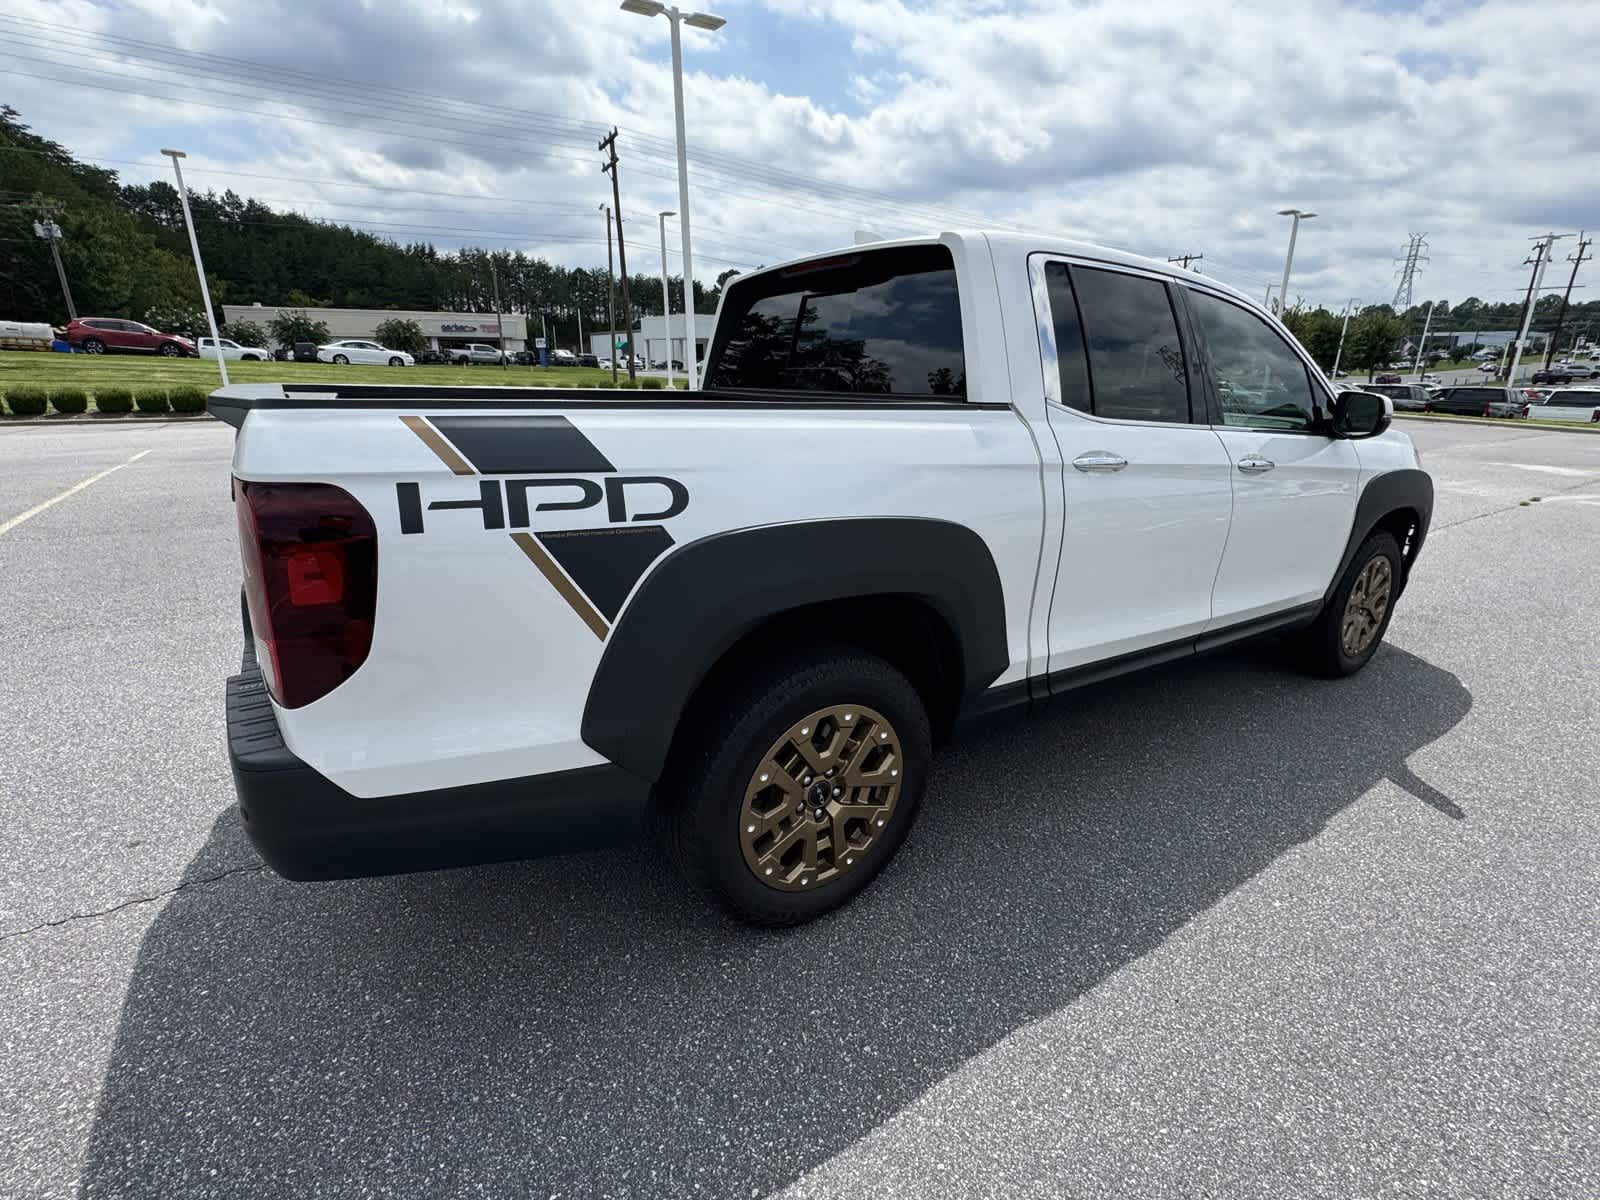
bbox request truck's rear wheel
[663,646,931,926]
[1296,530,1402,677]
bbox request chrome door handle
[1072,451,1128,473]
[1237,456,1275,474]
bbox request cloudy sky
[2,0,1596,310]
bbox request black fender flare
[1323,468,1434,607]
[581,517,1009,783]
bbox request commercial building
[221,304,527,354]
[589,313,716,365]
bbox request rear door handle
[1072,451,1128,473]
[1237,456,1275,474]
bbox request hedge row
[0,386,210,417]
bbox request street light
[161,148,228,386]
[658,210,676,388]
[1275,208,1316,317]
[621,0,726,390]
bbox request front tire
[388,356,404,367]
[662,645,931,926]
[159,342,181,357]
[81,338,105,354]
[1296,530,1403,677]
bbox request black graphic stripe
[427,415,616,475]
[534,525,674,622]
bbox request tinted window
[1042,262,1091,412]
[1071,267,1190,422]
[1187,289,1319,431]
[1551,391,1600,406]
[707,244,965,397]
[1450,388,1502,403]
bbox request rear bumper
[226,649,650,881]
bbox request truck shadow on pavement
[81,644,1471,1198]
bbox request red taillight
[235,480,377,709]
[1521,405,1530,418]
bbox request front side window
[1071,266,1191,422]
[1186,288,1320,431]
[706,244,966,397]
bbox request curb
[1392,413,1600,435]
[0,415,216,428]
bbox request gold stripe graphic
[509,532,609,640]
[400,415,475,476]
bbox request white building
[590,313,717,366]
[221,303,528,354]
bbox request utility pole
[1393,233,1428,311]
[31,197,76,320]
[600,203,618,385]
[1411,299,1436,379]
[598,127,637,382]
[1507,234,1566,385]
[1544,232,1591,368]
[1331,298,1357,382]
[1168,253,1203,271]
[1264,283,1278,311]
[489,259,507,370]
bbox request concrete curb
[1392,413,1600,435]
[0,415,215,428]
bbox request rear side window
[1186,289,1319,431]
[1451,388,1500,403]
[1070,266,1191,422]
[1552,391,1600,406]
[705,244,966,397]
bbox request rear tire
[661,645,931,926]
[332,354,349,366]
[1294,530,1403,678]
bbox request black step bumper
[226,650,650,881]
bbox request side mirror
[1333,390,1391,438]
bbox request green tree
[1281,306,1343,370]
[268,310,330,346]
[373,318,425,355]
[142,304,207,337]
[1348,310,1406,380]
[226,319,270,348]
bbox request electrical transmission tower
[1392,233,1428,310]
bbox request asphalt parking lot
[2,417,1597,1199]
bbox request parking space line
[0,448,154,537]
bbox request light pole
[658,210,676,387]
[1263,283,1278,310]
[1411,299,1436,380]
[161,148,228,386]
[1276,209,1316,319]
[621,0,726,390]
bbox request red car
[66,317,194,357]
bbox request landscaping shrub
[640,377,665,389]
[94,387,134,414]
[134,389,170,414]
[4,387,48,416]
[50,387,89,415]
[168,387,208,414]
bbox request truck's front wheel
[663,645,931,926]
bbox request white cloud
[1,0,1596,309]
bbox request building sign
[439,321,501,334]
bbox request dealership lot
[2,419,1597,1198]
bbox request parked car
[1533,363,1599,384]
[596,357,614,370]
[417,349,448,365]
[578,354,600,368]
[511,351,538,366]
[212,230,1431,925]
[1363,383,1430,412]
[550,348,577,366]
[1526,388,1600,423]
[292,342,319,363]
[1427,386,1528,418]
[1419,373,1442,386]
[318,340,414,366]
[198,336,272,362]
[443,343,506,366]
[65,317,194,357]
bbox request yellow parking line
[0,448,154,537]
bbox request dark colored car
[578,353,600,368]
[292,341,319,363]
[1427,386,1528,419]
[1363,383,1430,412]
[511,350,538,365]
[66,317,194,357]
[1373,373,1403,384]
[417,349,447,365]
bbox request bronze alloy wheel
[1341,554,1393,658]
[739,704,903,892]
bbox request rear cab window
[704,244,966,398]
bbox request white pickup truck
[215,232,1432,925]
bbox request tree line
[2,105,735,349]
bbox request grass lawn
[0,351,678,414]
